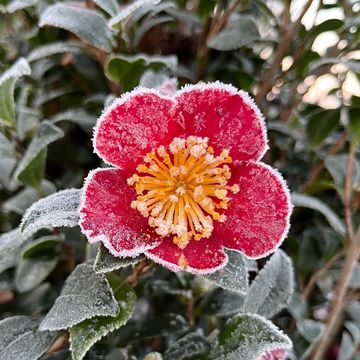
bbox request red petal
[216,162,291,259]
[94,89,179,169]
[145,236,228,275]
[262,348,288,360]
[79,168,161,257]
[175,83,268,162]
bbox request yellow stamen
[127,136,239,249]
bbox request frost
[108,0,161,30]
[39,4,114,52]
[3,180,56,215]
[0,316,55,360]
[209,313,292,360]
[20,188,81,238]
[69,276,136,360]
[243,250,294,318]
[163,333,210,359]
[49,108,97,132]
[94,244,144,273]
[15,235,62,293]
[27,41,83,62]
[207,16,259,51]
[92,0,120,16]
[297,320,324,343]
[13,121,64,185]
[0,132,17,188]
[0,58,31,126]
[204,250,249,295]
[291,192,346,236]
[4,0,39,13]
[0,58,31,86]
[40,264,119,331]
[0,228,28,274]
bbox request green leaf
[306,109,339,148]
[324,154,360,194]
[40,264,119,331]
[93,0,120,16]
[27,41,84,62]
[243,250,294,318]
[291,193,346,235]
[94,244,145,273]
[106,53,177,92]
[207,17,259,51]
[0,132,17,188]
[204,250,249,295]
[0,228,27,274]
[39,4,114,52]
[15,235,62,293]
[69,275,136,360]
[209,313,292,360]
[0,316,55,360]
[49,108,97,132]
[20,188,81,238]
[14,121,64,188]
[163,333,210,360]
[0,58,31,127]
[108,0,161,30]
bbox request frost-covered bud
[143,352,163,360]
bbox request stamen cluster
[127,136,239,249]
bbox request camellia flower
[262,347,288,360]
[79,82,292,274]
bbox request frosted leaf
[204,250,249,295]
[108,0,161,30]
[139,70,173,89]
[20,188,81,238]
[287,292,308,320]
[339,331,356,360]
[324,154,360,194]
[0,228,28,274]
[106,53,177,91]
[94,244,144,273]
[207,16,259,51]
[69,275,136,360]
[5,0,38,13]
[27,41,83,62]
[0,316,55,360]
[133,16,174,46]
[40,264,119,331]
[0,58,31,126]
[243,250,294,318]
[297,320,324,343]
[15,235,62,293]
[49,108,97,132]
[0,132,17,187]
[13,121,64,186]
[163,333,210,360]
[209,313,292,360]
[291,193,346,236]
[92,0,120,16]
[39,4,114,52]
[16,106,41,141]
[3,180,56,215]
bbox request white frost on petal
[92,87,175,168]
[144,249,229,275]
[176,81,269,161]
[79,168,161,258]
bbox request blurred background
[1,0,360,359]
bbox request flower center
[127,136,239,249]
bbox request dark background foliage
[1,0,360,359]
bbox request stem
[127,259,153,287]
[310,227,360,359]
[310,145,359,359]
[255,0,313,103]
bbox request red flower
[262,347,288,360]
[79,83,292,274]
